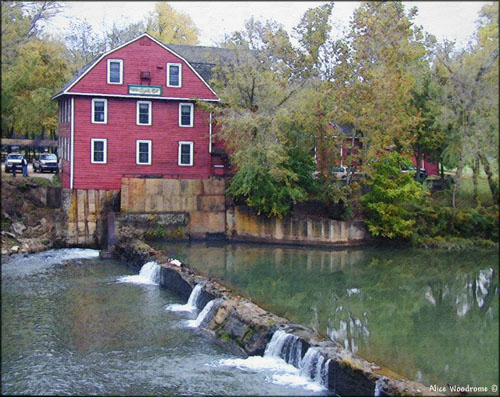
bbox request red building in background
[52,33,230,190]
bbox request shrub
[227,146,316,218]
[361,153,428,239]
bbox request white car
[33,153,58,173]
[4,153,24,173]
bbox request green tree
[434,2,499,210]
[346,2,429,163]
[1,1,63,63]
[145,2,199,45]
[361,152,428,239]
[2,39,71,139]
[1,1,69,139]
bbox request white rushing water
[220,329,330,393]
[2,248,101,277]
[116,261,161,285]
[165,284,203,312]
[187,299,216,328]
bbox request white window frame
[178,103,193,127]
[166,63,182,87]
[91,138,107,164]
[91,98,108,124]
[107,59,123,84]
[136,140,152,165]
[178,141,194,166]
[136,101,152,126]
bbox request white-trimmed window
[136,140,152,165]
[167,63,182,87]
[178,141,193,166]
[107,59,123,84]
[91,138,107,164]
[91,98,107,124]
[137,101,152,125]
[179,103,193,127]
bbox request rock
[1,248,9,255]
[40,217,48,227]
[1,231,17,239]
[11,222,26,236]
[11,245,19,253]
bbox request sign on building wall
[128,85,162,96]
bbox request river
[1,249,330,395]
[152,241,499,390]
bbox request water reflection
[153,241,499,388]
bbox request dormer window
[167,63,182,87]
[107,59,123,84]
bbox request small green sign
[128,84,162,96]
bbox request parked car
[4,153,24,173]
[401,165,427,180]
[33,153,58,173]
[331,166,348,179]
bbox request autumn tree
[1,1,71,139]
[434,2,499,210]
[145,2,199,45]
[207,15,321,217]
[345,2,429,164]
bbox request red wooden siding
[69,37,217,101]
[71,97,212,190]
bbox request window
[136,140,152,165]
[107,59,123,84]
[91,139,107,164]
[59,99,71,123]
[167,63,182,87]
[179,103,193,127]
[137,101,152,125]
[92,99,107,124]
[178,141,193,166]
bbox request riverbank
[114,237,436,396]
[1,176,65,257]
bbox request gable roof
[51,33,229,101]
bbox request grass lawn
[430,173,496,208]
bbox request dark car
[4,153,24,173]
[33,153,58,173]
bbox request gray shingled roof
[165,43,235,82]
[52,35,234,100]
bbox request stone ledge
[114,239,437,396]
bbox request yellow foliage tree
[145,2,199,45]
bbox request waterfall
[264,330,329,388]
[187,300,216,328]
[299,348,329,386]
[117,261,160,285]
[165,284,203,313]
[264,330,303,367]
[374,378,386,397]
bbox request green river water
[153,241,499,391]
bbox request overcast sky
[46,1,489,48]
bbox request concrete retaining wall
[227,206,370,246]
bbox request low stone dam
[3,242,497,395]
[114,239,439,396]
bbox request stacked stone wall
[62,188,120,247]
